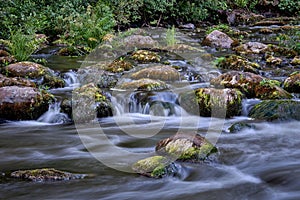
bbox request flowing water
[1,27,300,200]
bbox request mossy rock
[118,78,168,91]
[266,45,297,58]
[249,100,300,121]
[211,71,292,99]
[0,86,54,120]
[156,134,217,161]
[4,62,65,88]
[10,168,83,182]
[57,46,85,56]
[180,88,243,118]
[105,59,133,73]
[131,65,180,81]
[72,83,113,122]
[123,35,158,48]
[132,156,176,178]
[131,50,160,63]
[265,54,282,66]
[283,72,300,93]
[228,122,256,133]
[291,56,300,66]
[0,74,36,87]
[255,79,292,100]
[216,55,260,73]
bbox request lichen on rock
[131,50,160,63]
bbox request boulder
[180,88,243,118]
[284,72,300,93]
[4,62,64,88]
[118,78,168,91]
[234,42,268,54]
[216,55,260,73]
[131,65,180,81]
[11,168,83,182]
[211,71,292,99]
[72,83,113,122]
[201,30,234,49]
[156,134,217,161]
[249,100,300,121]
[132,156,177,178]
[0,86,54,120]
[0,74,35,87]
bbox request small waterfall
[111,91,185,117]
[63,70,79,88]
[38,102,70,124]
[242,99,262,116]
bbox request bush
[278,0,300,15]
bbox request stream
[1,25,300,199]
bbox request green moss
[131,50,160,63]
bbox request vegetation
[0,0,299,60]
[166,26,177,46]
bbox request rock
[249,100,300,121]
[118,78,168,91]
[10,168,83,182]
[226,9,264,25]
[0,74,36,87]
[0,50,16,66]
[266,54,282,66]
[57,46,85,56]
[4,62,65,88]
[259,28,273,34]
[0,86,54,120]
[253,20,286,26]
[216,55,260,73]
[131,50,160,63]
[211,71,292,99]
[228,122,256,133]
[266,45,297,58]
[132,156,177,178]
[105,59,133,73]
[180,88,243,118]
[201,30,234,49]
[290,56,300,65]
[179,23,195,29]
[234,42,268,54]
[0,50,9,57]
[156,134,217,161]
[72,83,113,122]
[61,99,73,119]
[163,44,202,53]
[131,65,180,81]
[123,35,158,48]
[77,66,117,89]
[284,72,300,93]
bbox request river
[1,26,300,199]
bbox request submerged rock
[156,134,217,161]
[0,74,36,87]
[118,78,168,91]
[4,62,64,88]
[131,50,160,63]
[132,156,176,178]
[228,122,256,133]
[11,168,83,182]
[249,100,300,121]
[201,30,234,49]
[180,88,243,118]
[131,65,180,81]
[211,71,292,99]
[72,83,113,122]
[216,55,260,73]
[0,86,54,120]
[283,72,300,93]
